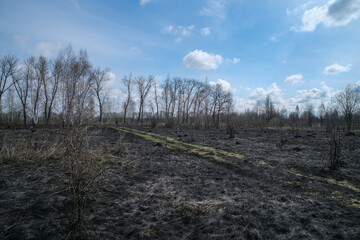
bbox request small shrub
[150,118,158,129]
[329,130,342,170]
[277,130,288,147]
[186,130,196,143]
[62,127,106,232]
[226,113,237,138]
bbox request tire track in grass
[114,126,360,208]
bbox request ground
[0,125,360,239]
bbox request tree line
[1,48,359,131]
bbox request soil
[1,125,360,239]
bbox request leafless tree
[92,67,110,122]
[31,56,46,125]
[60,47,93,126]
[0,55,18,120]
[121,73,134,124]
[13,57,35,125]
[136,75,154,123]
[301,104,314,127]
[74,50,93,125]
[318,101,326,127]
[153,81,160,119]
[46,53,63,124]
[182,79,197,123]
[335,84,360,132]
[210,83,232,127]
[36,56,50,123]
[192,82,205,117]
[264,95,275,121]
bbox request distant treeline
[1,47,359,131]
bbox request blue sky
[1,0,359,112]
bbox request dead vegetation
[62,127,106,235]
[0,130,63,164]
[1,125,360,239]
[329,130,342,170]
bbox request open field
[1,125,360,239]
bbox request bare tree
[264,95,275,121]
[92,67,110,122]
[182,79,197,123]
[318,101,326,127]
[335,84,360,132]
[13,57,35,125]
[302,103,314,127]
[153,81,160,119]
[46,53,63,124]
[31,57,45,125]
[35,56,51,125]
[0,55,18,120]
[136,75,154,123]
[59,47,93,126]
[121,73,134,124]
[74,50,93,125]
[161,76,171,121]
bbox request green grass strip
[115,126,360,197]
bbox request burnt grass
[1,125,360,239]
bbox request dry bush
[150,118,158,129]
[0,133,62,164]
[62,127,106,233]
[277,130,288,147]
[226,113,238,138]
[186,130,196,143]
[108,135,129,156]
[329,130,342,170]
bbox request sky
[0,0,359,113]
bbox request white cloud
[183,49,223,70]
[249,83,284,104]
[164,25,195,37]
[285,73,304,85]
[200,0,228,19]
[323,63,351,75]
[226,58,240,64]
[292,0,360,32]
[209,78,235,93]
[33,42,62,58]
[201,27,211,36]
[140,0,152,6]
[286,1,316,16]
[234,97,254,112]
[229,81,337,113]
[291,82,334,109]
[249,88,267,100]
[296,88,327,102]
[294,5,328,32]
